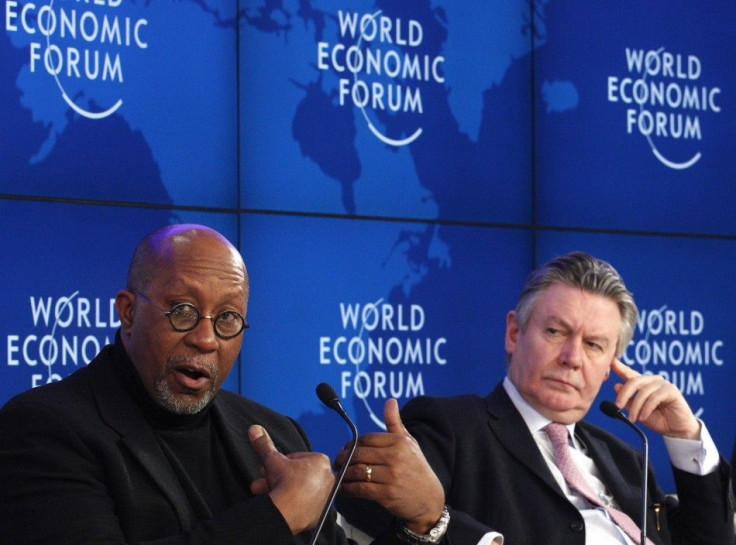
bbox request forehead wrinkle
[539,309,614,346]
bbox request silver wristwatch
[397,506,450,544]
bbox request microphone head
[316,382,340,409]
[599,400,624,420]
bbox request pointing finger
[611,359,640,380]
[250,476,269,495]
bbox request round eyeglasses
[135,292,249,339]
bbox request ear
[115,290,136,336]
[505,311,520,355]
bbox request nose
[184,315,218,351]
[560,337,583,368]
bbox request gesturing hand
[336,399,445,534]
[611,359,701,440]
[248,425,335,535]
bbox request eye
[217,310,240,324]
[170,303,198,319]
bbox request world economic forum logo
[607,47,722,170]
[6,291,116,389]
[317,10,445,147]
[621,305,727,418]
[6,0,148,120]
[319,298,447,429]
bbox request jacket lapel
[210,394,264,487]
[484,384,566,498]
[88,352,195,529]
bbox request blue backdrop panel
[240,0,532,223]
[0,203,241,406]
[535,1,736,235]
[240,212,530,457]
[0,0,734,503]
[536,231,736,492]
[1,0,238,208]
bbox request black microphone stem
[632,425,649,545]
[309,384,358,545]
[600,401,648,545]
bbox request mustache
[166,354,217,380]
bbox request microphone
[309,383,358,545]
[599,400,649,545]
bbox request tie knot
[544,422,570,450]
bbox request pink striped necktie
[544,422,654,545]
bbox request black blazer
[340,382,734,545]
[0,341,351,545]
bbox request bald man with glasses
[0,224,427,545]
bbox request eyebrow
[543,315,571,331]
[544,316,612,348]
[585,335,611,348]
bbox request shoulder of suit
[406,392,487,410]
[1,345,111,412]
[403,393,490,429]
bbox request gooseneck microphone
[309,383,358,545]
[599,400,649,545]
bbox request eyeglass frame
[133,291,249,340]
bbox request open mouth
[171,364,213,391]
[178,367,209,380]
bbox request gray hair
[514,251,637,357]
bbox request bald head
[126,224,247,294]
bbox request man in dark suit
[0,224,440,545]
[336,252,735,545]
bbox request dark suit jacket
[0,340,354,545]
[340,381,734,545]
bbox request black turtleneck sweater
[112,342,251,520]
